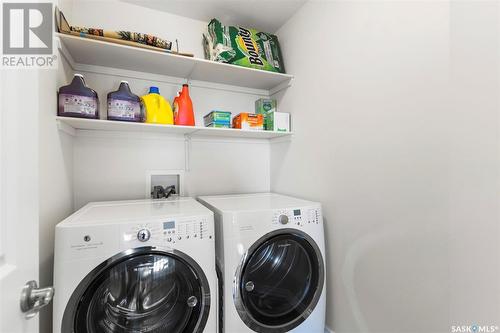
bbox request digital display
[163,221,175,229]
[293,209,301,216]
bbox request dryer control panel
[272,207,321,227]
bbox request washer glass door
[237,230,324,332]
[63,249,209,333]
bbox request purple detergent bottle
[58,74,99,119]
[107,81,144,122]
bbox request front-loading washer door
[234,229,324,333]
[62,247,210,333]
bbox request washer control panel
[272,207,321,227]
[121,216,213,247]
[162,216,213,244]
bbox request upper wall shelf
[56,33,293,94]
[56,117,293,140]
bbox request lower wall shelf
[56,116,293,140]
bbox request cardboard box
[233,113,264,130]
[205,122,231,128]
[204,111,232,127]
[255,98,277,115]
[265,112,290,132]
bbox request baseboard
[325,326,334,333]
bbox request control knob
[137,229,151,242]
[278,215,289,225]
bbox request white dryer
[198,193,326,333]
[53,198,217,333]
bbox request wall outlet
[146,170,185,198]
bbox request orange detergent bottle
[174,84,195,126]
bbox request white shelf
[57,33,293,93]
[56,117,293,140]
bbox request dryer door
[235,229,324,333]
[62,247,210,333]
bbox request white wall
[272,1,499,332]
[448,1,500,326]
[72,131,271,208]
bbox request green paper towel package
[203,19,286,73]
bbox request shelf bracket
[269,133,294,144]
[184,134,192,172]
[56,119,76,136]
[186,62,197,84]
[269,77,293,96]
[56,36,76,71]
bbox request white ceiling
[120,0,307,33]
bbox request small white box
[266,112,290,132]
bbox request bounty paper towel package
[203,19,286,73]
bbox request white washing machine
[198,193,326,333]
[53,198,217,333]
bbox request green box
[205,122,231,128]
[255,98,277,115]
[204,111,232,126]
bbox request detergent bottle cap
[181,84,189,95]
[71,73,87,87]
[119,81,132,92]
[149,86,160,94]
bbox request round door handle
[20,281,54,319]
[245,281,255,292]
[187,296,198,308]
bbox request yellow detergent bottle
[141,86,173,124]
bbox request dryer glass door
[237,230,324,332]
[62,248,210,333]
